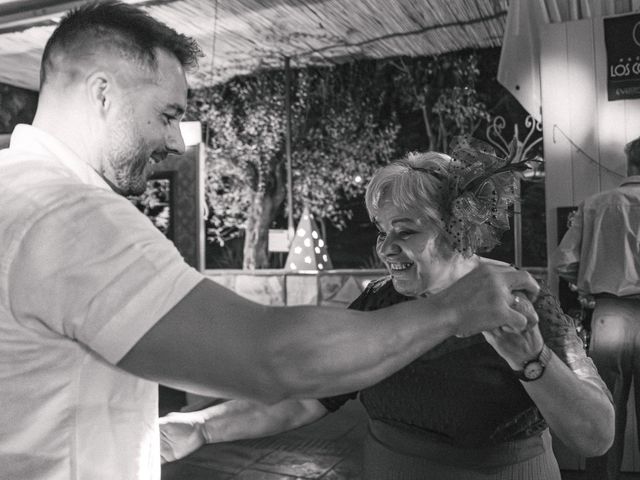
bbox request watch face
[523,361,544,380]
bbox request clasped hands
[438,262,544,369]
[482,291,545,370]
[433,263,542,365]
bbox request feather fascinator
[444,135,532,257]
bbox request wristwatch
[514,344,553,382]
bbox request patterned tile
[233,470,301,479]
[182,442,271,475]
[162,461,234,480]
[253,449,340,478]
[319,456,363,480]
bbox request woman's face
[374,196,453,297]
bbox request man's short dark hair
[40,0,201,88]
[625,136,640,173]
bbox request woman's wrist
[511,344,553,381]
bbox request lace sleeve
[535,285,613,403]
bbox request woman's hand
[159,411,207,463]
[482,294,544,370]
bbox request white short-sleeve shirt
[0,125,204,479]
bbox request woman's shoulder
[348,276,412,311]
[363,276,394,294]
[477,257,511,268]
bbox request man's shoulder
[584,184,638,208]
[0,150,131,228]
[0,149,79,188]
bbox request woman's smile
[388,262,414,272]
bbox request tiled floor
[160,390,640,480]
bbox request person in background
[161,139,614,480]
[0,2,540,479]
[553,136,640,480]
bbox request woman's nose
[379,235,401,256]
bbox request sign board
[605,13,640,101]
[268,229,290,252]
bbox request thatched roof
[0,0,508,91]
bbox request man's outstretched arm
[118,263,539,403]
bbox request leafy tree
[0,83,37,133]
[388,52,491,152]
[188,65,399,269]
[129,178,171,237]
[190,76,290,269]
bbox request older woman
[160,138,613,479]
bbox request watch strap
[514,344,552,382]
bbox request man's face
[102,49,188,196]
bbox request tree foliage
[0,83,37,133]
[188,64,400,268]
[388,52,490,152]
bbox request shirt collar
[9,124,112,191]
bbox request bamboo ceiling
[0,0,509,91]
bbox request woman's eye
[398,230,414,239]
[163,114,174,125]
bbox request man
[0,2,539,479]
[553,137,640,480]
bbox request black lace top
[319,276,610,448]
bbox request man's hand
[159,411,207,464]
[434,263,540,338]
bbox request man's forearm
[261,297,456,399]
[119,280,456,402]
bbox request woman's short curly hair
[365,151,452,235]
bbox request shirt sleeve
[534,285,613,404]
[8,185,204,364]
[551,205,583,284]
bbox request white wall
[541,14,640,471]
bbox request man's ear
[86,72,111,113]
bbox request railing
[205,267,548,307]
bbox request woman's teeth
[389,263,413,271]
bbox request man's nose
[166,124,186,156]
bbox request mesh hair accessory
[444,135,530,257]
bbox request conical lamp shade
[285,207,333,271]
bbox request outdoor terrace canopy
[0,0,509,91]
